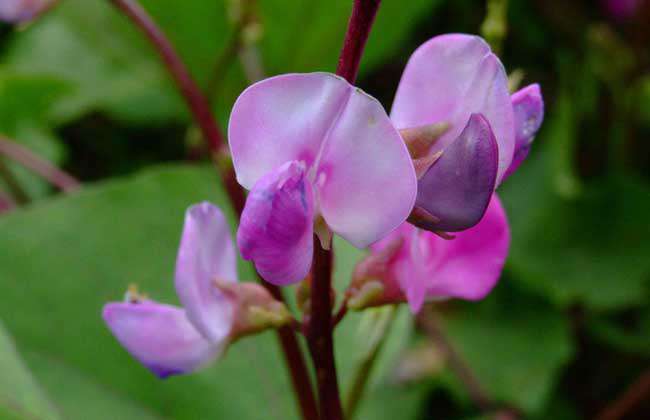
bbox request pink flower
[353,195,510,313]
[392,34,543,231]
[0,0,55,23]
[103,203,288,378]
[229,73,417,285]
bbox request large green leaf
[499,140,650,309]
[2,0,231,124]
[0,164,426,419]
[0,321,60,420]
[441,287,574,415]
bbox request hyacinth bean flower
[103,202,289,378]
[349,195,510,313]
[392,34,543,232]
[0,0,54,23]
[229,72,417,286]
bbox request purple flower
[392,34,543,231]
[103,203,239,378]
[352,195,510,313]
[0,0,54,23]
[229,73,417,285]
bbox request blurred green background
[0,0,648,419]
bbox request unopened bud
[213,280,292,340]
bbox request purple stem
[336,0,382,84]
[0,136,80,193]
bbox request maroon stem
[335,0,382,83]
[107,2,318,419]
[0,136,81,193]
[305,1,383,418]
[307,238,343,420]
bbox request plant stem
[0,157,30,205]
[596,369,650,420]
[106,2,318,418]
[336,0,382,84]
[305,1,383,418]
[307,238,343,420]
[0,135,81,193]
[418,311,493,411]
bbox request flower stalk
[306,1,383,418]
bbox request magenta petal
[228,73,352,190]
[391,34,515,183]
[502,84,544,180]
[425,194,510,300]
[102,301,224,378]
[175,202,237,343]
[317,87,417,248]
[237,161,314,285]
[0,0,50,22]
[414,114,498,232]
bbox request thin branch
[106,2,317,418]
[336,0,382,84]
[0,136,81,193]
[418,310,493,411]
[0,158,30,205]
[108,0,224,153]
[332,298,348,327]
[307,238,343,420]
[596,369,650,420]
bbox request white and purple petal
[391,34,515,183]
[175,202,237,343]
[316,85,417,248]
[237,161,315,285]
[102,301,224,378]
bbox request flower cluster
[103,33,544,377]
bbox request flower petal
[391,34,514,183]
[503,84,544,180]
[414,114,498,232]
[102,301,223,378]
[425,194,510,300]
[228,73,352,190]
[317,87,417,248]
[237,161,314,285]
[0,0,50,23]
[175,202,237,343]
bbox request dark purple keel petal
[502,84,544,180]
[102,301,223,379]
[237,161,314,285]
[414,113,498,232]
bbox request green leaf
[0,164,425,419]
[441,287,574,414]
[0,321,60,420]
[500,140,650,309]
[2,0,231,124]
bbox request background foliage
[0,0,648,419]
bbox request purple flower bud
[502,84,544,180]
[237,161,315,286]
[103,203,238,378]
[413,114,498,232]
